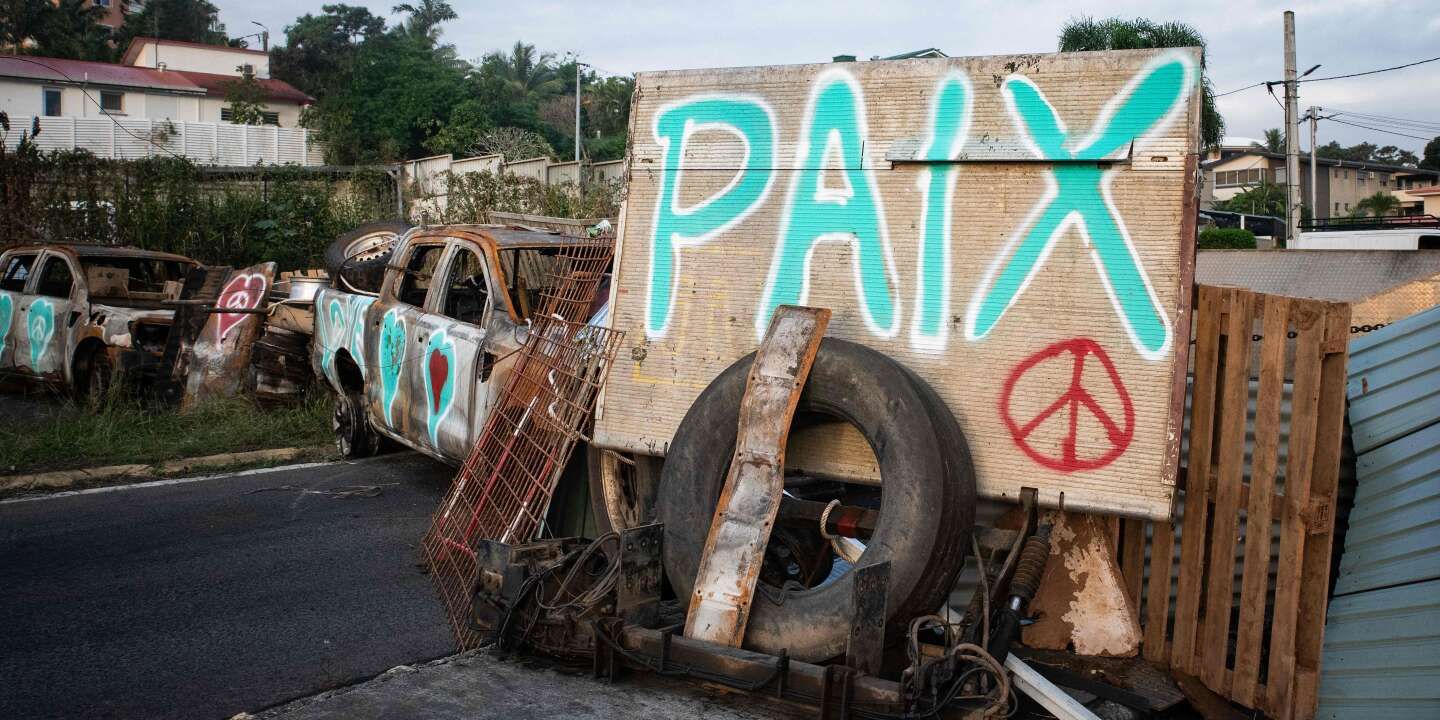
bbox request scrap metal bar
[684,305,830,647]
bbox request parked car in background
[0,244,197,396]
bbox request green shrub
[1198,227,1257,250]
[0,148,397,270]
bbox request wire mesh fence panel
[423,236,620,649]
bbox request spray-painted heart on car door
[0,292,14,360]
[423,329,457,447]
[378,309,407,426]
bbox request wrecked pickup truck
[312,224,606,461]
[0,244,197,395]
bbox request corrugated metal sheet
[1333,421,1440,596]
[1317,304,1440,719]
[1346,304,1440,454]
[1318,579,1440,719]
[1197,250,1440,303]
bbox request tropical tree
[269,4,387,100]
[483,42,563,104]
[222,77,267,125]
[1215,180,1286,217]
[392,0,456,43]
[113,0,232,55]
[1355,191,1400,217]
[0,0,110,60]
[1058,16,1224,148]
[1257,128,1284,154]
[1423,136,1440,171]
[474,126,553,160]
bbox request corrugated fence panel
[1317,303,1440,720]
[1334,422,1440,596]
[1346,304,1440,454]
[1318,579,1440,719]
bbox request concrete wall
[596,48,1204,519]
[1,115,325,165]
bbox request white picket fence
[3,116,326,166]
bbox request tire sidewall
[658,339,963,660]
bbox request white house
[0,37,321,165]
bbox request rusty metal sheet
[684,304,830,647]
[181,262,276,408]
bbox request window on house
[1344,202,1351,212]
[1335,202,1341,213]
[43,88,62,117]
[220,108,281,126]
[36,256,75,298]
[95,0,110,5]
[99,91,123,114]
[1,253,38,292]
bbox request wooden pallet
[1113,285,1350,720]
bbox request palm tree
[1058,16,1225,148]
[1258,128,1284,154]
[484,42,563,103]
[392,0,456,42]
[1355,191,1400,217]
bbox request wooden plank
[1289,302,1351,720]
[1142,519,1174,663]
[1230,296,1289,705]
[1121,517,1145,613]
[685,305,830,647]
[1264,300,1325,716]
[1172,285,1223,673]
[1200,288,1255,693]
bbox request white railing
[3,116,327,166]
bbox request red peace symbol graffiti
[215,272,267,341]
[999,338,1135,473]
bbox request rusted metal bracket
[846,561,890,676]
[617,522,664,612]
[685,305,831,647]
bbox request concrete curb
[0,447,314,493]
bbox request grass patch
[0,391,334,475]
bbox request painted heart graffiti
[27,298,55,369]
[0,292,14,359]
[215,272,268,342]
[378,309,406,426]
[423,329,458,447]
[349,296,377,379]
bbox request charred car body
[0,244,197,395]
[312,224,605,463]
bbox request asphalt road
[0,453,459,720]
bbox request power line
[1215,81,1261,97]
[1217,53,1440,98]
[1323,108,1440,133]
[1298,54,1440,84]
[1324,118,1433,142]
[0,55,188,161]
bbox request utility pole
[1283,11,1301,244]
[1307,105,1319,222]
[574,60,588,164]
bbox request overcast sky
[218,0,1440,153]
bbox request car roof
[4,244,198,264]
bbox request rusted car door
[18,250,80,381]
[0,250,40,374]
[406,238,496,460]
[368,237,447,440]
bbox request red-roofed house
[0,37,314,127]
[0,38,321,164]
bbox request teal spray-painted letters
[759,70,900,339]
[911,73,972,350]
[966,54,1194,360]
[646,96,777,338]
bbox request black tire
[79,350,112,407]
[324,222,411,293]
[332,389,378,459]
[658,339,976,661]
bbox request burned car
[0,244,197,396]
